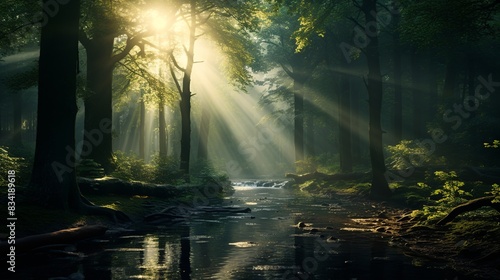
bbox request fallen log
[437,196,500,226]
[0,225,107,254]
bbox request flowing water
[11,181,466,280]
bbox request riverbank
[0,176,233,238]
[287,174,500,279]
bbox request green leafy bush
[0,147,24,186]
[484,140,500,148]
[295,157,318,174]
[190,160,229,186]
[151,155,183,184]
[386,140,445,170]
[111,151,154,182]
[413,171,471,222]
[486,183,500,203]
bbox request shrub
[111,151,154,182]
[413,171,472,222]
[386,140,435,170]
[151,155,183,184]
[0,147,24,186]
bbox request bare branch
[169,52,186,72]
[168,62,182,96]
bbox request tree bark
[362,0,391,198]
[392,10,402,143]
[305,113,315,158]
[82,35,114,174]
[159,100,168,158]
[12,91,23,146]
[339,71,352,173]
[411,49,425,138]
[443,54,459,99]
[178,0,197,177]
[139,89,146,160]
[197,106,211,161]
[293,80,304,165]
[30,0,130,222]
[437,196,500,226]
[31,0,82,209]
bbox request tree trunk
[305,113,315,158]
[362,0,391,198]
[12,91,23,146]
[31,0,82,209]
[339,72,352,173]
[443,55,459,99]
[159,100,168,158]
[351,81,361,164]
[30,0,130,223]
[411,49,424,138]
[139,89,146,160]
[197,106,211,161]
[427,52,438,122]
[392,11,402,143]
[179,0,196,177]
[83,35,114,173]
[293,80,304,166]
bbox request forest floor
[0,178,230,238]
[290,174,500,280]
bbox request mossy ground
[291,173,500,278]
[0,184,207,238]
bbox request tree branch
[78,29,91,49]
[279,62,296,80]
[169,62,183,96]
[169,52,186,72]
[111,31,152,65]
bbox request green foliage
[414,171,472,222]
[486,184,500,203]
[190,160,229,186]
[484,140,500,148]
[430,171,471,206]
[151,155,183,184]
[111,151,155,182]
[295,157,318,174]
[386,140,440,169]
[483,140,500,203]
[0,147,24,186]
[76,159,105,178]
[0,0,40,57]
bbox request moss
[450,221,499,238]
[0,189,193,238]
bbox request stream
[12,181,465,280]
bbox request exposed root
[437,196,500,226]
[78,195,132,223]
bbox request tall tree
[167,0,259,176]
[78,1,179,173]
[361,0,391,197]
[391,4,402,143]
[257,9,319,168]
[30,0,127,220]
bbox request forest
[0,0,500,279]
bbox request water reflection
[9,183,466,279]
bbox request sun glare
[147,9,169,31]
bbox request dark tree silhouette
[30,0,128,221]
